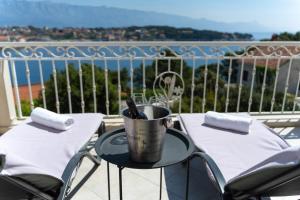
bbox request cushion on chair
[179,113,289,182]
[0,113,104,181]
[226,145,300,192]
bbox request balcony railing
[1,41,300,122]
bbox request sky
[29,0,300,32]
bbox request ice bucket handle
[163,117,173,129]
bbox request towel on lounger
[204,111,252,133]
[31,107,74,131]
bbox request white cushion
[0,113,104,181]
[179,113,289,182]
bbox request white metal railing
[1,41,300,118]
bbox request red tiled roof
[14,84,41,101]
[242,58,287,69]
[239,46,300,69]
[0,35,8,41]
[247,46,300,56]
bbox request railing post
[0,60,17,134]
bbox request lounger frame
[175,120,300,199]
[191,151,300,200]
[0,121,105,200]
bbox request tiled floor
[72,155,219,200]
[71,127,300,200]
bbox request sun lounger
[179,113,300,200]
[0,113,105,200]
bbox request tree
[265,31,300,41]
[133,50,192,98]
[37,57,297,115]
[38,63,119,114]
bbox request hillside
[0,26,253,41]
[0,0,268,33]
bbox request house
[0,35,9,41]
[237,46,300,94]
[16,84,41,101]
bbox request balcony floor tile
[70,127,300,200]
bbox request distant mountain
[0,0,269,32]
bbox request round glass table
[95,128,195,200]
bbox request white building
[237,46,300,95]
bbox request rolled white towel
[204,111,252,133]
[30,107,74,131]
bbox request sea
[12,58,206,86]
[251,32,273,40]
[7,32,274,86]
[8,47,224,86]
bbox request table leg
[185,158,190,200]
[107,162,111,200]
[118,166,124,200]
[159,167,162,200]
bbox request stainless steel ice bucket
[122,105,171,163]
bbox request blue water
[6,33,275,86]
[14,59,208,85]
[14,59,123,85]
[9,45,241,85]
[251,32,273,40]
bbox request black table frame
[96,128,195,200]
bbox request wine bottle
[126,97,147,119]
